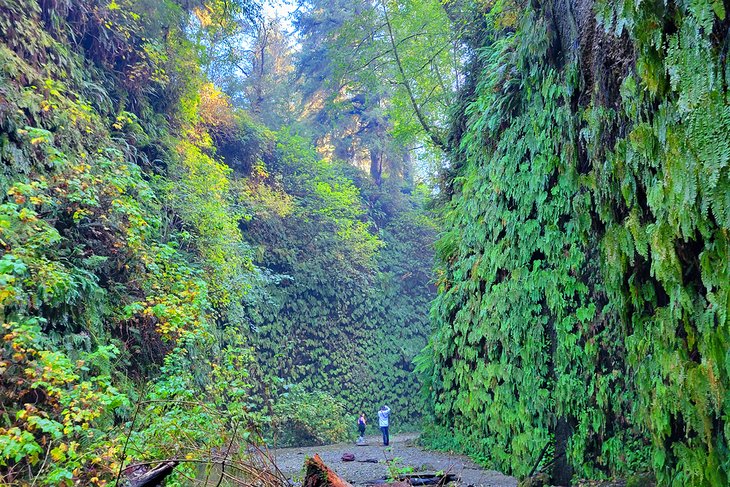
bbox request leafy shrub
[119,328,269,486]
[386,456,415,482]
[270,384,351,447]
[0,319,128,485]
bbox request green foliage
[424,13,634,477]
[167,138,256,310]
[422,0,729,484]
[1,318,128,485]
[591,2,730,484]
[377,0,459,147]
[123,328,267,486]
[293,0,461,179]
[385,456,415,482]
[0,1,265,484]
[270,384,350,447]
[271,129,384,270]
[241,128,437,429]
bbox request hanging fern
[423,0,729,484]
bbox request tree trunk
[552,417,572,486]
[548,313,572,486]
[370,149,383,185]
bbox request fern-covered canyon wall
[421,0,730,484]
[228,128,438,429]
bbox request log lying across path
[303,454,353,487]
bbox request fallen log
[303,454,353,487]
[369,472,459,486]
[400,472,459,485]
[125,461,178,487]
[408,474,458,485]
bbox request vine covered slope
[422,0,730,484]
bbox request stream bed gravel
[270,434,517,487]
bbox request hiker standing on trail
[357,413,367,441]
[378,405,390,446]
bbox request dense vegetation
[0,0,436,484]
[2,0,730,486]
[243,0,446,426]
[419,0,730,485]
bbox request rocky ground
[270,434,517,487]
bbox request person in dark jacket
[357,413,367,441]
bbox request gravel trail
[270,434,517,487]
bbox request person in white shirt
[378,405,391,446]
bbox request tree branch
[380,1,446,151]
